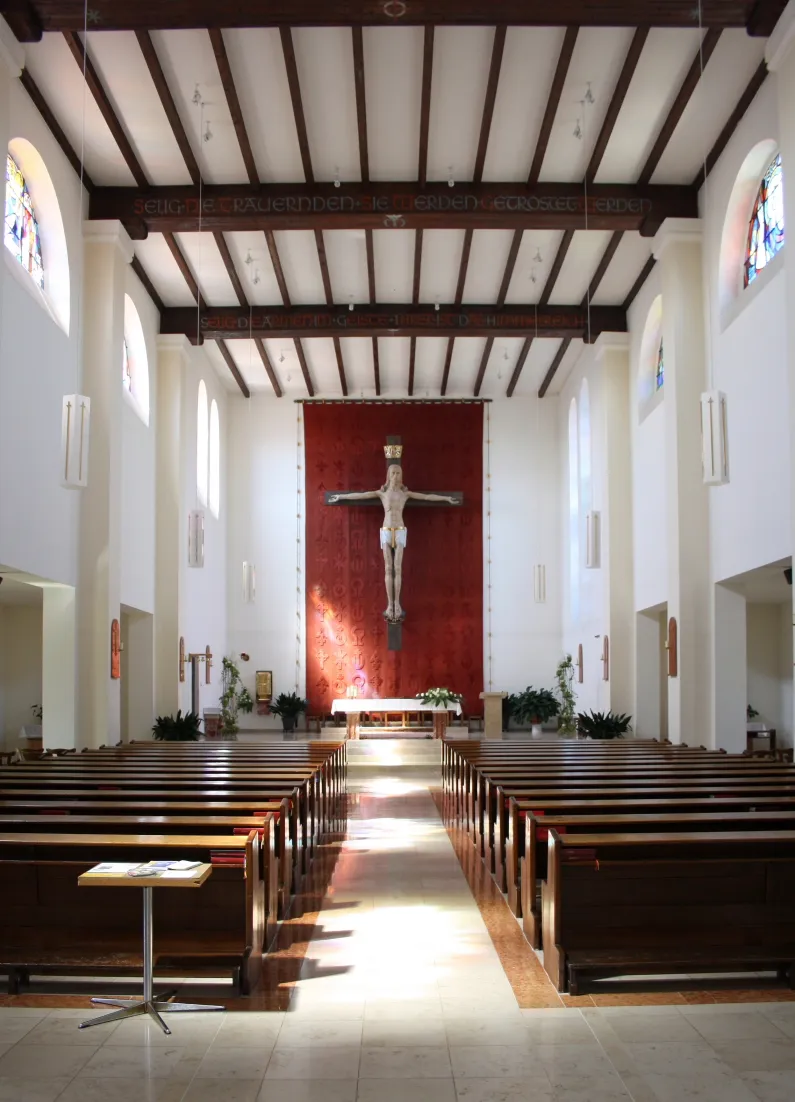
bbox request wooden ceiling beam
[16,3,768,36]
[473,25,506,181]
[293,339,316,397]
[586,27,648,184]
[352,26,369,183]
[472,226,524,395]
[622,255,656,311]
[62,31,149,188]
[409,228,424,396]
[280,26,314,184]
[691,59,768,188]
[418,25,435,187]
[528,26,578,186]
[208,28,259,187]
[163,232,200,303]
[506,338,532,398]
[264,230,291,306]
[136,30,199,185]
[538,338,572,398]
[130,256,164,315]
[213,231,247,307]
[1,1,42,41]
[253,337,283,398]
[217,341,251,397]
[18,68,94,191]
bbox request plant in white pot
[514,687,559,737]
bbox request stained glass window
[745,153,784,287]
[122,339,132,392]
[655,340,664,390]
[4,153,44,289]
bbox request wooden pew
[542,830,795,994]
[0,832,264,995]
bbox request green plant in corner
[513,687,559,729]
[747,704,760,722]
[555,655,577,735]
[220,655,254,739]
[577,710,632,740]
[417,687,464,709]
[269,691,309,733]
[152,710,201,741]
[30,704,42,723]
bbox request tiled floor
[0,764,794,1100]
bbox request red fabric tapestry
[304,403,483,715]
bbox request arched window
[744,153,784,287]
[122,295,150,424]
[655,340,664,391]
[197,381,209,507]
[568,398,580,622]
[4,153,43,289]
[209,400,220,519]
[122,340,132,392]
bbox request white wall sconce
[61,394,90,489]
[700,389,729,485]
[585,510,601,568]
[188,510,205,568]
[533,564,547,603]
[243,561,256,604]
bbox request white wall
[747,601,792,745]
[0,604,42,748]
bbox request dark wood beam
[130,255,164,315]
[332,335,349,396]
[93,181,694,235]
[408,338,417,396]
[352,26,369,182]
[213,231,246,307]
[1,1,41,40]
[372,338,381,395]
[136,31,199,185]
[16,3,764,36]
[441,228,473,395]
[293,339,316,397]
[253,337,283,397]
[473,337,494,397]
[209,28,259,187]
[622,255,656,311]
[747,1,788,36]
[62,31,148,188]
[638,29,722,184]
[167,302,625,341]
[18,68,94,191]
[264,230,291,305]
[440,341,455,397]
[280,26,314,183]
[473,26,506,181]
[163,231,199,303]
[366,230,379,393]
[528,26,578,186]
[538,338,572,398]
[474,227,523,395]
[418,25,434,187]
[315,230,334,302]
[586,28,648,184]
[691,60,768,188]
[409,228,424,396]
[218,340,251,397]
[505,338,532,398]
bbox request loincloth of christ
[379,527,407,550]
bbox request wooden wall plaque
[205,645,213,684]
[110,619,121,680]
[602,635,609,681]
[667,617,678,678]
[179,636,186,682]
[577,643,584,684]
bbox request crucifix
[325,437,463,651]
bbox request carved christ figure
[328,464,459,621]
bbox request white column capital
[652,218,703,262]
[593,333,630,363]
[157,333,194,358]
[83,220,134,265]
[0,17,24,78]
[766,1,795,72]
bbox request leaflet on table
[87,860,202,877]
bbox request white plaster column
[594,334,634,717]
[635,610,662,738]
[714,583,747,753]
[0,19,23,327]
[767,4,795,756]
[41,584,77,750]
[77,221,132,748]
[155,335,190,716]
[652,219,711,745]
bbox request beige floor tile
[709,1038,795,1073]
[182,1079,264,1101]
[57,1078,186,1102]
[445,1019,531,1047]
[453,1077,554,1101]
[450,1046,548,1080]
[591,1011,701,1044]
[357,1078,457,1102]
[257,1081,358,1102]
[0,1078,72,1102]
[276,1019,363,1048]
[739,1070,795,1101]
[80,1044,201,1079]
[0,1015,46,1045]
[685,1009,789,1041]
[362,1019,448,1047]
[358,1045,452,1079]
[265,1046,361,1080]
[641,1071,760,1102]
[0,1043,95,1079]
[195,1043,272,1079]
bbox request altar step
[347,737,442,769]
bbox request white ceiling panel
[85,32,190,186]
[224,233,284,305]
[504,230,565,305]
[203,340,239,392]
[594,28,700,184]
[273,230,325,304]
[591,232,651,305]
[444,337,487,396]
[323,231,370,305]
[419,230,467,304]
[652,30,767,186]
[149,30,245,185]
[301,338,347,395]
[427,27,496,183]
[339,338,377,396]
[217,339,266,393]
[509,338,562,397]
[413,338,449,394]
[540,27,635,183]
[463,230,515,303]
[378,337,412,395]
[373,231,415,301]
[23,34,136,186]
[364,27,424,181]
[547,338,585,395]
[222,29,305,183]
[176,232,238,306]
[133,235,195,308]
[262,340,306,396]
[292,28,360,183]
[483,28,566,181]
[547,230,614,305]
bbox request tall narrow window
[197,380,209,506]
[655,340,664,391]
[122,339,132,392]
[209,399,220,519]
[744,153,784,287]
[4,153,44,288]
[568,398,580,623]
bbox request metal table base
[79,885,225,1035]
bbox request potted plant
[502,693,519,732]
[220,655,254,739]
[269,691,309,733]
[417,687,463,709]
[577,710,632,740]
[21,704,43,748]
[152,710,201,741]
[555,655,577,737]
[514,687,559,737]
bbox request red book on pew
[233,827,266,837]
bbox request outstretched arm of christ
[407,491,462,505]
[327,490,381,503]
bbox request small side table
[77,863,224,1035]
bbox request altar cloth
[331,698,463,715]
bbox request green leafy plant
[220,655,254,738]
[417,687,464,708]
[555,655,577,735]
[269,691,309,732]
[747,704,760,721]
[30,704,42,723]
[577,710,632,740]
[502,693,520,730]
[514,686,559,727]
[152,710,201,741]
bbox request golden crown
[384,444,403,459]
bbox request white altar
[331,698,463,740]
